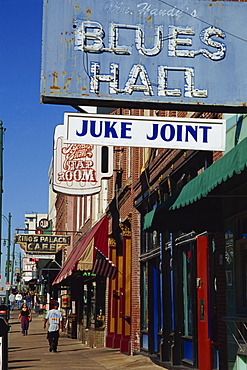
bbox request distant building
[25,213,48,233]
[22,213,49,284]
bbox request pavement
[8,309,165,369]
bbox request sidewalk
[8,309,165,369]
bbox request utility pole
[5,213,11,305]
[11,243,15,286]
[18,252,22,291]
[0,122,4,278]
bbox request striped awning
[52,216,117,285]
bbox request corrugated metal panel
[41,0,247,111]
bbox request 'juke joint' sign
[41,0,247,111]
[62,113,225,151]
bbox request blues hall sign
[41,0,247,111]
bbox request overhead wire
[158,0,247,43]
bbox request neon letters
[74,19,226,98]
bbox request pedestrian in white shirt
[43,302,63,352]
[15,292,22,310]
[9,292,15,311]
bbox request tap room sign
[53,123,113,195]
[62,112,226,151]
[41,0,247,112]
[14,234,71,255]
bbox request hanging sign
[62,112,226,151]
[41,0,247,112]
[14,234,71,255]
[53,124,113,195]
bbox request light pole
[11,251,22,287]
[11,244,17,286]
[0,122,5,277]
[3,213,11,305]
[11,243,15,286]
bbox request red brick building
[50,106,234,369]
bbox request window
[235,216,247,314]
[85,196,91,221]
[236,239,247,314]
[141,262,148,331]
[85,278,106,329]
[77,196,85,229]
[183,245,193,336]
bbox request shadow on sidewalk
[8,346,21,350]
[9,359,41,363]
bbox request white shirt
[9,294,15,302]
[15,294,22,301]
[45,309,62,332]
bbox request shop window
[152,231,158,249]
[236,217,247,240]
[183,245,193,336]
[141,231,161,254]
[83,284,90,328]
[180,240,197,365]
[236,239,247,314]
[141,230,151,254]
[150,258,161,354]
[83,278,106,329]
[95,278,106,329]
[235,216,247,314]
[242,250,247,309]
[140,262,148,332]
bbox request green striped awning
[143,209,156,230]
[170,137,247,210]
[143,191,181,231]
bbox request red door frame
[197,236,212,370]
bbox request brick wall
[130,208,141,354]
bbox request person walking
[43,302,62,353]
[18,302,32,335]
[25,292,32,309]
[15,292,22,310]
[8,292,15,311]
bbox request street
[8,309,164,369]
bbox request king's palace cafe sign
[14,234,71,256]
[61,113,225,151]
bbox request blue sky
[0,0,75,277]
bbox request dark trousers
[47,330,59,350]
[21,317,29,335]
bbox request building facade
[51,108,247,369]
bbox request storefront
[52,216,117,348]
[143,136,247,369]
[106,223,131,354]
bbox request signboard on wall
[14,234,71,254]
[41,0,247,112]
[53,124,113,195]
[61,112,226,151]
